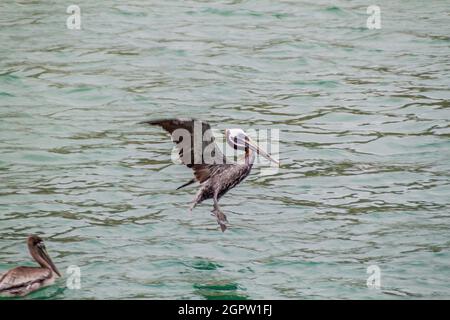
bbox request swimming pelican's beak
[246,137,280,165]
[38,243,61,277]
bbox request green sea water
[0,0,449,299]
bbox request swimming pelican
[0,235,61,297]
[140,118,279,232]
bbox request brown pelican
[140,118,279,232]
[0,235,61,297]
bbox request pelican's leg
[190,187,204,212]
[212,193,228,232]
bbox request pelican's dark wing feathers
[140,118,228,184]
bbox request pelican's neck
[29,244,50,270]
[245,148,256,165]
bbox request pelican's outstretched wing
[140,118,229,183]
[0,267,51,296]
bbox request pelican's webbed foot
[211,208,228,232]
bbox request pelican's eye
[37,242,45,249]
[244,136,250,147]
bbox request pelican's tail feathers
[177,179,196,190]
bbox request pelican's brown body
[0,235,60,297]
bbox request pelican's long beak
[247,138,280,165]
[38,245,61,277]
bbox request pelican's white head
[225,128,247,150]
[225,128,279,165]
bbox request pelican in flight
[140,118,279,232]
[0,235,61,297]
